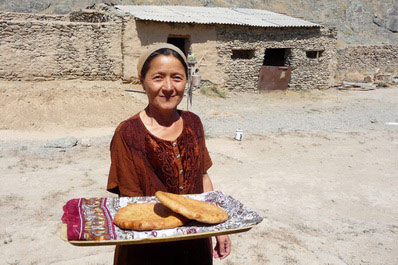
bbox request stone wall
[216,26,337,91]
[0,12,122,81]
[337,45,398,74]
[0,12,67,21]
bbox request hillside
[0,0,397,45]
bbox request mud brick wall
[0,13,122,81]
[337,45,398,73]
[216,26,337,91]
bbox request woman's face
[141,55,187,112]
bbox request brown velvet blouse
[107,110,213,265]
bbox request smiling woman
[139,49,187,141]
[141,55,186,111]
[107,43,231,265]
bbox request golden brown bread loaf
[155,191,229,224]
[113,202,188,230]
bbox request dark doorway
[259,48,292,91]
[263,48,290,66]
[167,37,188,55]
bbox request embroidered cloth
[61,191,263,242]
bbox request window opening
[231,49,255,59]
[263,48,290,66]
[306,50,324,59]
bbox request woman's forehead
[147,55,186,71]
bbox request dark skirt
[114,238,213,265]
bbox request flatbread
[114,203,188,230]
[155,191,229,224]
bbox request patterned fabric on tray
[61,191,263,241]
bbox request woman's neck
[144,106,180,127]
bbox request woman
[107,43,231,265]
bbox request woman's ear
[139,76,147,92]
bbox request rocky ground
[0,81,397,264]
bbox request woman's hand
[213,235,231,259]
[203,174,231,259]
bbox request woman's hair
[140,48,188,79]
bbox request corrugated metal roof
[115,5,321,28]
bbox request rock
[3,237,12,244]
[346,2,371,29]
[386,17,398,32]
[44,136,78,148]
[387,5,398,16]
[80,138,91,147]
[373,15,385,27]
[375,4,398,32]
[390,76,398,84]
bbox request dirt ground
[0,81,397,265]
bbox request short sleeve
[107,129,144,197]
[197,115,212,173]
[203,144,212,173]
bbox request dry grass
[199,81,228,98]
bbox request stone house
[111,5,338,91]
[0,4,338,90]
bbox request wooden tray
[60,223,255,246]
